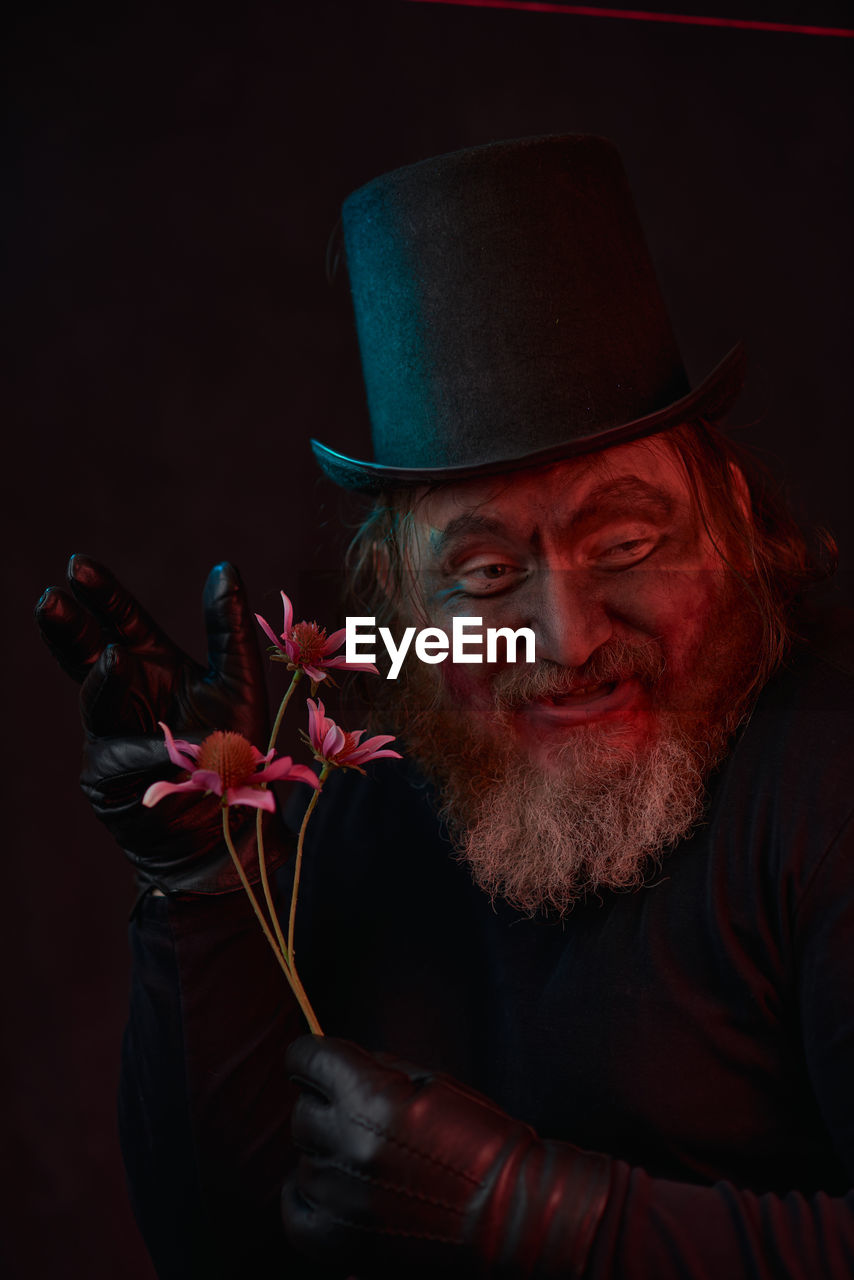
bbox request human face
[404,435,745,770]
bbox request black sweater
[119,623,854,1278]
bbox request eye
[458,562,526,596]
[590,534,660,568]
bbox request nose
[528,567,614,669]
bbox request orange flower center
[291,621,327,667]
[197,731,258,791]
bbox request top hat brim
[311,342,746,494]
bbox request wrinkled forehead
[409,434,694,543]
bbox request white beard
[445,719,708,916]
[394,620,755,917]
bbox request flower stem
[268,669,302,754]
[288,762,330,969]
[222,807,323,1035]
[255,668,305,961]
[255,808,290,960]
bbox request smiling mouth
[521,677,642,726]
[542,680,618,704]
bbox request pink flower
[255,591,378,684]
[142,722,321,811]
[305,698,401,774]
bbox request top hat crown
[312,135,744,492]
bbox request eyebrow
[568,477,676,531]
[430,476,677,561]
[430,513,511,559]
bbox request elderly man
[37,137,853,1278]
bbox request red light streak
[404,0,854,38]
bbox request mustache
[492,636,666,712]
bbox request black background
[5,2,852,1274]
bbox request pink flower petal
[302,664,327,683]
[255,612,284,652]
[307,697,335,752]
[322,627,347,654]
[344,733,402,766]
[357,733,398,752]
[260,757,321,789]
[190,769,224,795]
[142,778,206,807]
[306,697,322,751]
[287,764,323,789]
[322,656,380,675]
[225,786,277,810]
[280,590,294,636]
[346,747,401,767]
[158,722,201,770]
[321,723,346,758]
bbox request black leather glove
[35,553,288,894]
[282,1035,611,1278]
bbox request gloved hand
[35,553,286,894]
[282,1035,611,1278]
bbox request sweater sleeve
[584,1166,854,1279]
[117,881,347,1280]
[582,812,854,1280]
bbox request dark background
[5,1,852,1274]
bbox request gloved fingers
[35,585,104,682]
[203,561,267,695]
[370,1049,435,1088]
[286,1033,335,1086]
[286,1035,404,1106]
[67,554,178,656]
[80,642,160,737]
[290,1153,376,1222]
[80,729,173,808]
[291,1082,338,1155]
[281,1171,369,1268]
[293,1149,468,1240]
[371,1049,518,1117]
[283,1162,465,1278]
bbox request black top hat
[312,135,744,493]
